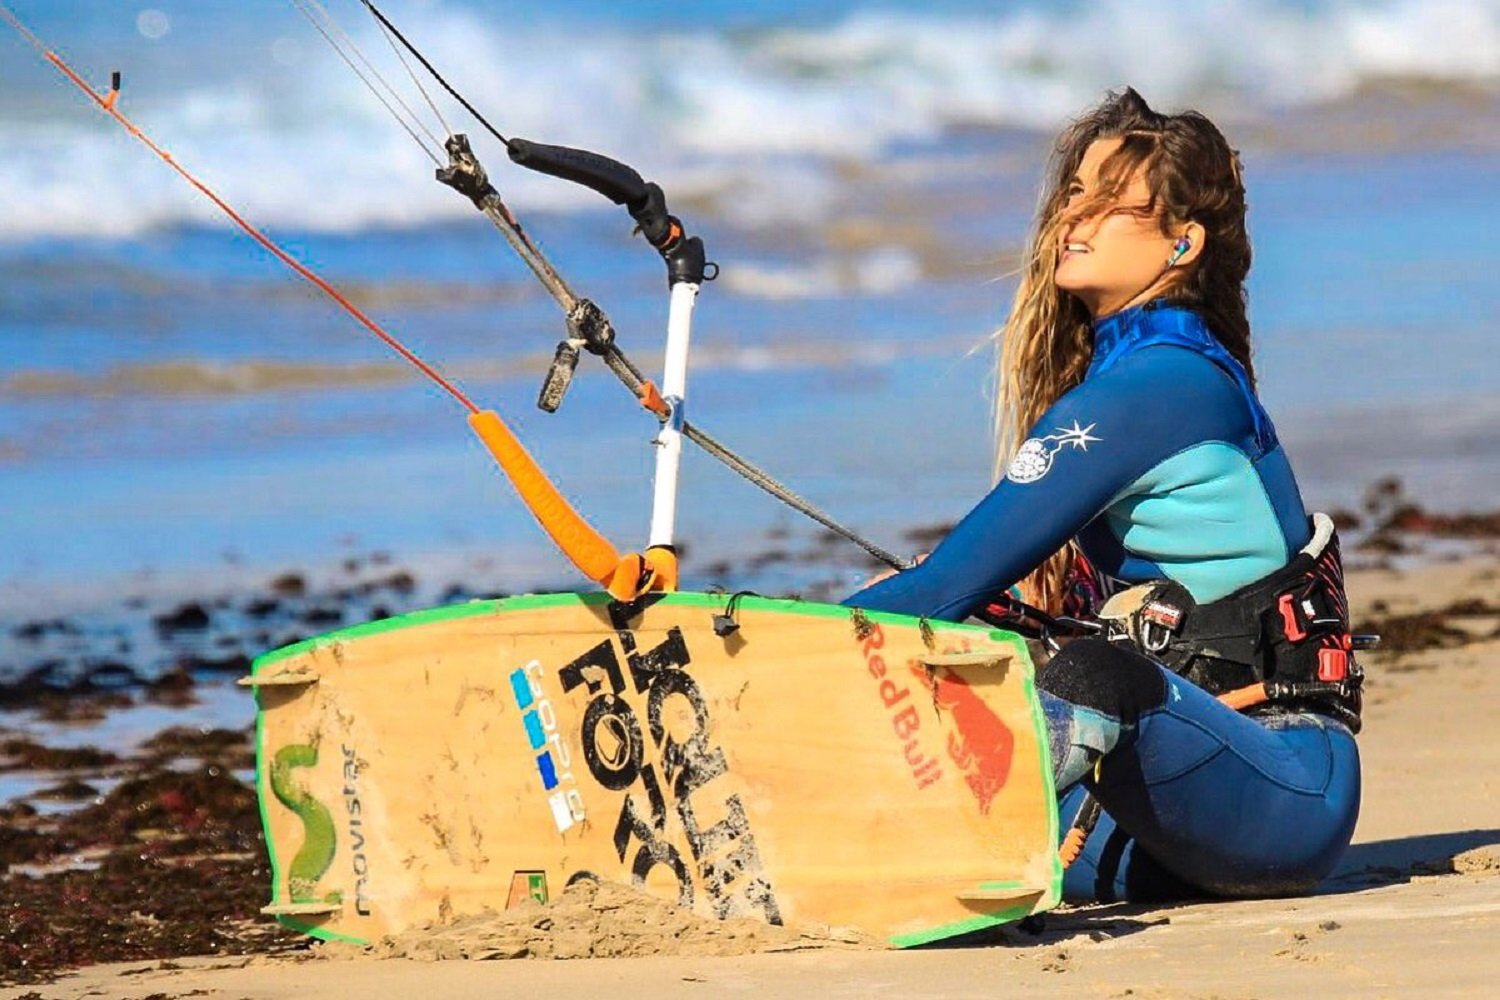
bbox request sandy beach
[4,548,1495,1000]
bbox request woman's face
[1053,137,1181,318]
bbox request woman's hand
[861,552,928,589]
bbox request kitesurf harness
[1056,513,1375,870]
[1094,512,1364,731]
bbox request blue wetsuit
[843,300,1360,902]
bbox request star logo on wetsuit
[1005,420,1101,484]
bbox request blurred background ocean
[1,0,1497,629]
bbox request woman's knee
[1036,638,1168,726]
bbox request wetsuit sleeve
[841,347,1256,620]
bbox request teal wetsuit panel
[1105,442,1289,602]
[845,301,1311,619]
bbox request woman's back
[845,301,1311,620]
[1072,301,1311,603]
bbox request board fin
[952,887,1048,923]
[918,651,1011,670]
[238,666,321,688]
[955,887,1042,902]
[261,901,341,917]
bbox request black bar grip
[507,138,649,211]
[509,137,700,282]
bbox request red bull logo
[913,664,1014,814]
[858,622,942,791]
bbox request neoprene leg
[1057,783,1198,902]
[1039,639,1361,902]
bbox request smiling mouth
[1063,242,1091,255]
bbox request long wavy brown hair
[996,87,1254,612]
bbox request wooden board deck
[250,591,1060,948]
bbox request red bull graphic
[912,663,1015,814]
[858,622,942,791]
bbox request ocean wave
[0,0,1494,239]
[1,359,417,398]
[720,248,924,299]
[0,333,979,400]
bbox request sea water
[1,0,1497,639]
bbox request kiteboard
[248,590,1060,948]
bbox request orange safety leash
[469,410,632,595]
[1216,683,1271,712]
[1,3,658,600]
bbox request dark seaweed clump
[0,731,303,986]
[1351,476,1500,557]
[1354,598,1500,658]
[0,557,459,713]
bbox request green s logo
[271,743,340,903]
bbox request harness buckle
[1276,593,1307,642]
[1317,647,1349,682]
[1141,618,1174,653]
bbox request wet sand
[2,542,1496,998]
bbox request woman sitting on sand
[844,88,1361,902]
